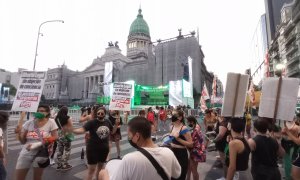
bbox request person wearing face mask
[14,104,59,180]
[186,116,205,180]
[169,110,193,180]
[73,107,118,180]
[98,116,181,180]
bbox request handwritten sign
[11,71,46,112]
[109,82,132,111]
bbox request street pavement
[4,117,255,180]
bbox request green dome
[129,9,150,37]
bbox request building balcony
[285,33,297,47]
[271,52,279,59]
[286,54,300,67]
[286,66,300,77]
[286,44,298,57]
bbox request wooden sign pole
[273,76,283,123]
[232,74,241,117]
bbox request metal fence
[7,109,201,126]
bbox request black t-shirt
[83,118,113,147]
[108,115,122,135]
[252,135,279,168]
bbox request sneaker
[216,177,225,180]
[233,172,239,180]
[50,158,55,165]
[60,164,72,171]
[56,165,62,171]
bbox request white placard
[11,71,46,112]
[221,73,249,117]
[109,82,132,111]
[169,80,183,107]
[183,79,192,98]
[258,78,299,121]
[104,61,113,97]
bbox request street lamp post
[33,20,64,71]
[275,62,285,77]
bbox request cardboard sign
[259,78,299,121]
[11,71,46,112]
[109,82,132,111]
[221,73,249,117]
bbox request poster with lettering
[11,71,46,112]
[109,82,132,111]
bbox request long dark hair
[0,111,9,130]
[175,110,185,125]
[186,115,198,126]
[55,106,69,128]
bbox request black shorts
[171,148,188,180]
[215,140,227,152]
[86,145,109,165]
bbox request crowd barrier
[7,108,202,124]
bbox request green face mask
[34,112,46,119]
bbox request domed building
[43,8,214,107]
[127,8,152,60]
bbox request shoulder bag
[138,148,169,180]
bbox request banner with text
[109,82,132,111]
[11,71,46,112]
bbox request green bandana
[34,112,45,119]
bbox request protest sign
[11,71,46,112]
[221,73,249,117]
[259,77,299,121]
[109,82,132,111]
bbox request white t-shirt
[111,147,181,180]
[20,119,58,155]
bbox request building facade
[250,14,269,85]
[0,68,24,88]
[268,0,300,78]
[42,8,214,106]
[265,0,293,45]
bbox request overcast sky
[0,0,265,85]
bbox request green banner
[97,96,110,105]
[134,85,169,106]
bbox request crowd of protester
[0,103,299,180]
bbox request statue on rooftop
[115,41,119,48]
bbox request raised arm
[17,129,28,144]
[73,127,86,135]
[213,126,227,143]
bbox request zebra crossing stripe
[72,140,162,179]
[7,134,86,151]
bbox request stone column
[89,77,92,92]
[86,77,89,98]
[95,75,98,92]
[83,77,86,99]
